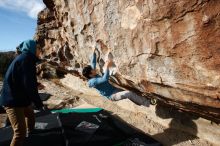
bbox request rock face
[36,0,220,122]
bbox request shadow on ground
[153,103,199,145]
[39,92,52,101]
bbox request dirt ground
[0,79,218,146]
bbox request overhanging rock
[35,0,220,123]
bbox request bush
[0,51,15,78]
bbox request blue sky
[0,0,45,51]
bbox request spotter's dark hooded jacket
[0,40,43,108]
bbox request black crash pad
[0,109,162,146]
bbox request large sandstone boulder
[35,0,220,122]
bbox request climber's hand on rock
[106,60,113,68]
[92,47,96,53]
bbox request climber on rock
[82,48,150,107]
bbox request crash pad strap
[52,108,103,113]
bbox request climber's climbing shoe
[150,98,157,105]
